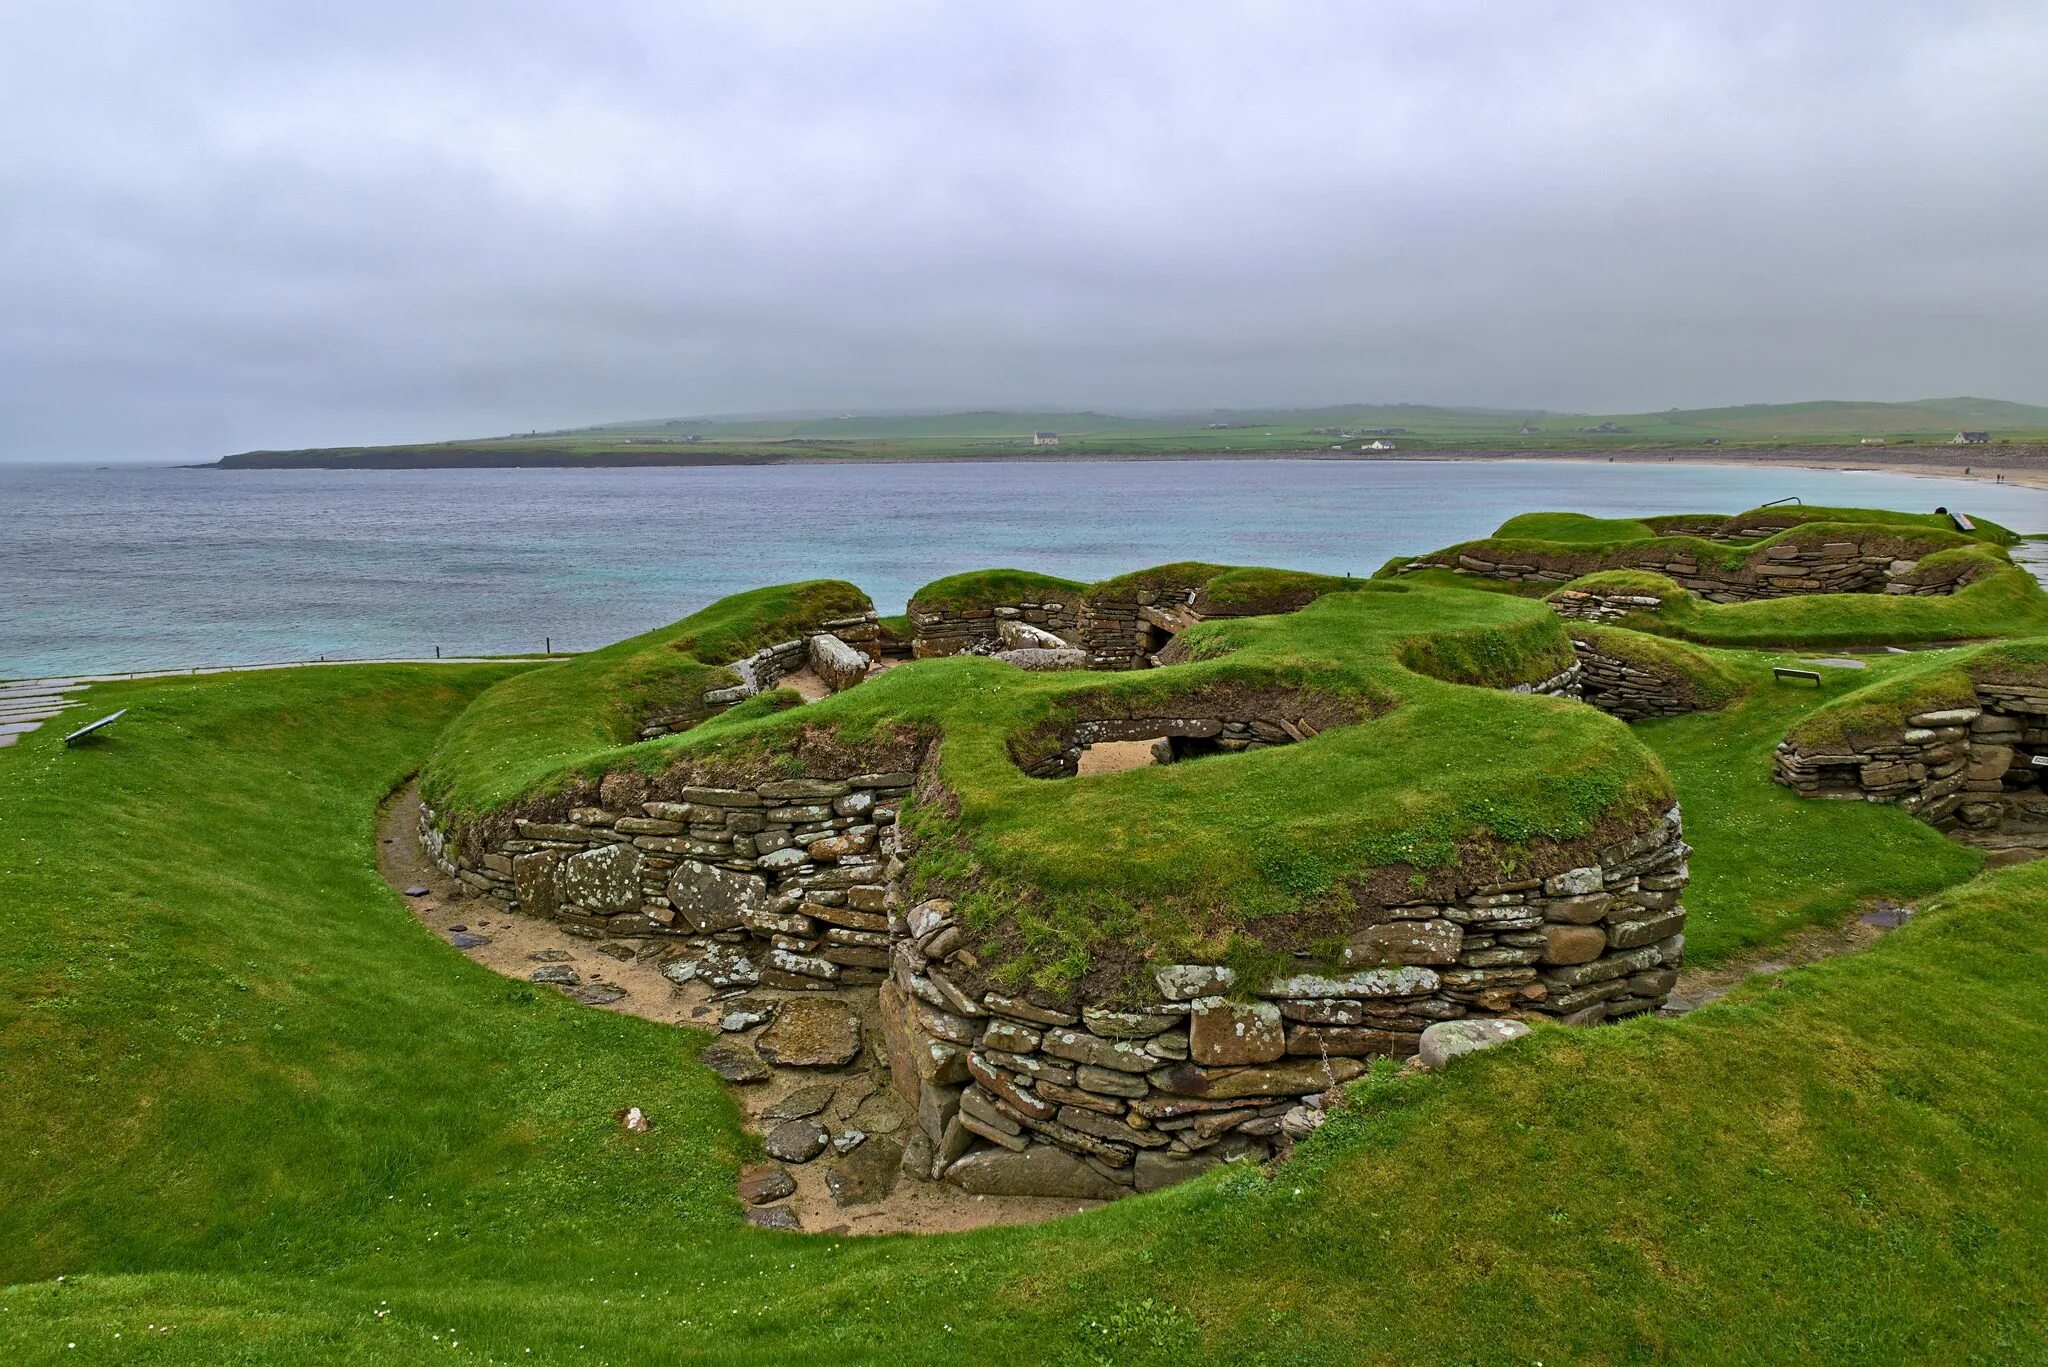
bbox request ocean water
[4,458,2047,678]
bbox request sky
[3,1,2046,463]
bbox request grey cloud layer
[3,1,2045,461]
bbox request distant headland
[210,397,2048,485]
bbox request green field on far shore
[213,396,2048,468]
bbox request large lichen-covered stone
[1418,1018,1532,1069]
[667,859,768,933]
[1040,1028,1157,1074]
[1341,918,1463,967]
[1188,998,1286,1066]
[807,632,870,692]
[511,850,562,916]
[559,843,644,914]
[1256,967,1441,999]
[1154,963,1237,1000]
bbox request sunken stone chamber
[421,772,1688,1200]
[638,611,881,739]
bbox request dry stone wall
[1570,640,1701,720]
[423,760,1688,1199]
[1076,581,1207,671]
[421,768,915,960]
[1550,587,1667,623]
[1775,684,2048,837]
[911,597,1080,659]
[640,612,880,738]
[880,806,1688,1197]
[1402,539,1966,604]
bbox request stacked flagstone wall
[423,767,1687,1198]
[1774,683,2048,838]
[910,597,1081,659]
[1400,537,1975,603]
[1570,639,1705,720]
[636,612,881,739]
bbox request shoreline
[197,444,2048,490]
[1409,449,2048,492]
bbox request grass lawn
[3,663,2047,1361]
[1631,651,1982,961]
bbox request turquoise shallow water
[4,458,2046,678]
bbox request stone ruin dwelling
[415,509,2037,1211]
[419,563,1695,1206]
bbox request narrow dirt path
[1663,899,1915,1014]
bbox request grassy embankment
[421,579,869,818]
[3,658,2046,1361]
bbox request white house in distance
[1359,439,1397,451]
[1860,436,1887,445]
[1032,431,1060,447]
[1952,431,1991,445]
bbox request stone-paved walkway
[0,678,90,748]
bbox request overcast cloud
[3,1,2046,462]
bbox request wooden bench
[1772,667,1822,686]
[63,709,127,746]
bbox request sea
[5,458,2048,679]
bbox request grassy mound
[1553,567,1685,598]
[1081,561,1237,603]
[1192,566,1366,617]
[1785,638,2048,749]
[1644,503,2020,546]
[1404,508,2020,607]
[421,579,870,817]
[1417,519,1979,581]
[906,568,1086,615]
[1608,555,2048,648]
[1495,510,1659,543]
[4,663,2046,1361]
[1631,648,1981,956]
[515,581,1657,998]
[1571,623,1747,711]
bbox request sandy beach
[1452,446,2048,493]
